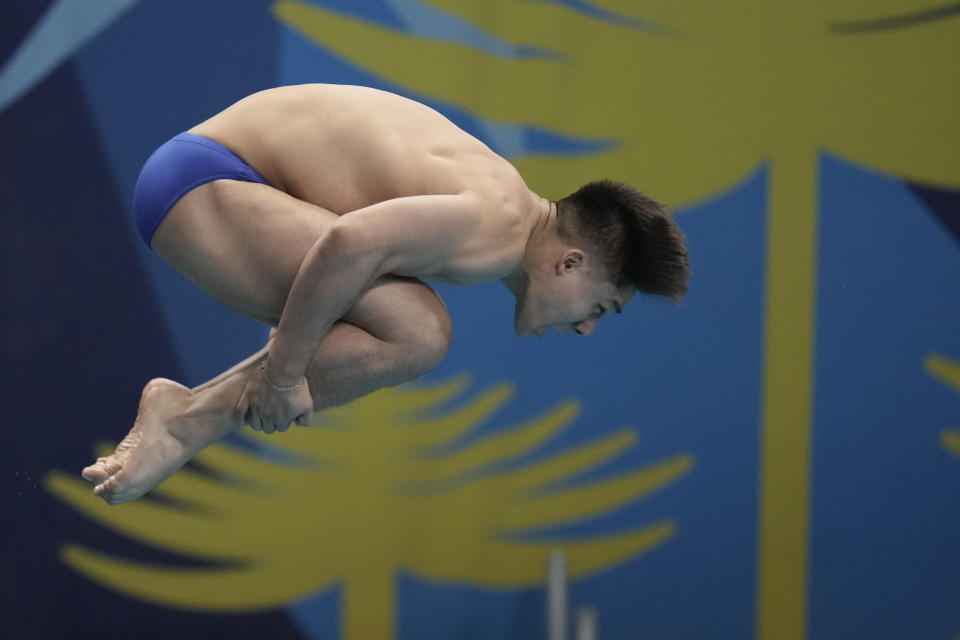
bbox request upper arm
[329,193,502,279]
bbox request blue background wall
[2,2,958,638]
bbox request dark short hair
[556,180,690,303]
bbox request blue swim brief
[132,132,269,246]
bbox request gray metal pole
[548,548,568,640]
[576,607,598,640]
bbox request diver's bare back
[189,83,534,223]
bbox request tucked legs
[84,179,452,503]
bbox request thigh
[150,179,450,341]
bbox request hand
[237,363,313,434]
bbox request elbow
[316,220,351,253]
[310,221,385,278]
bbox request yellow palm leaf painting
[926,354,960,459]
[269,2,960,637]
[45,377,693,640]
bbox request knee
[402,305,452,376]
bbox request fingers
[247,411,288,435]
[246,407,283,434]
[242,382,311,434]
[254,418,300,434]
[265,418,301,434]
[246,406,262,431]
[243,398,282,434]
[249,411,276,434]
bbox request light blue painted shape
[533,0,670,33]
[386,0,563,60]
[0,0,141,112]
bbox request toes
[82,455,125,484]
[82,461,111,484]
[94,468,148,505]
[93,479,111,500]
[93,470,122,502]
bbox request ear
[556,249,585,275]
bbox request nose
[574,318,597,336]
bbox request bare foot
[82,378,236,505]
[81,427,140,486]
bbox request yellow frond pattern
[926,354,960,459]
[926,354,960,394]
[47,377,692,639]
[943,429,960,459]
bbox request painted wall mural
[2,1,958,638]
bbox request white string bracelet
[259,360,305,392]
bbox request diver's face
[514,252,629,337]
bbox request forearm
[263,194,476,384]
[266,225,383,384]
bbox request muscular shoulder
[478,176,532,242]
[445,175,534,283]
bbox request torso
[188,84,539,284]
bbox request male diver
[82,84,690,504]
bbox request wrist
[259,360,305,392]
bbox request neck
[501,194,558,297]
